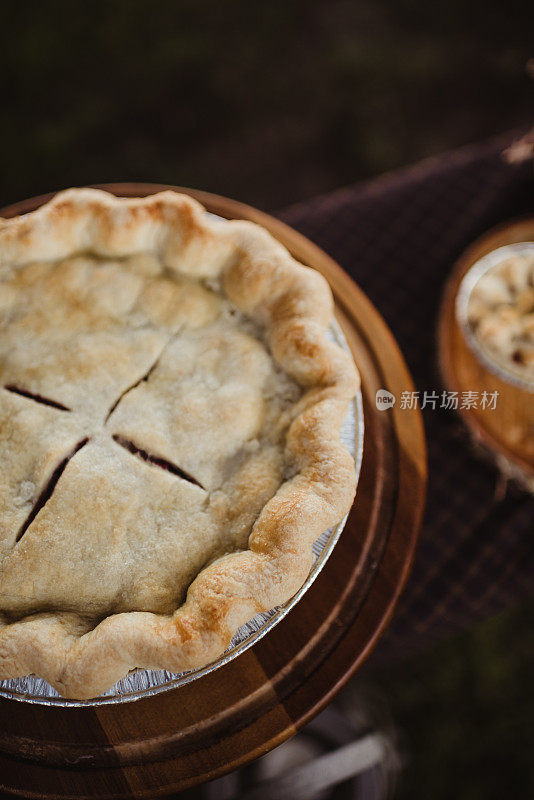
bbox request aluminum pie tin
[456,242,534,393]
[0,319,363,706]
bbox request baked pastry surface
[468,252,534,379]
[0,189,358,698]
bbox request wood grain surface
[0,185,427,799]
[439,216,534,483]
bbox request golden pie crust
[0,189,358,698]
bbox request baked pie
[467,250,534,380]
[0,189,358,698]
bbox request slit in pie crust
[0,189,359,698]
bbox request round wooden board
[439,216,534,483]
[0,185,426,799]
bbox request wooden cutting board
[0,185,426,799]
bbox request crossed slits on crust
[0,254,292,621]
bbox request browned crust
[0,189,359,698]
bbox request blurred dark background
[0,0,532,211]
[0,3,533,799]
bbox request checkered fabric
[278,129,534,657]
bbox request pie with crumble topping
[0,189,359,698]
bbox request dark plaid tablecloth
[279,129,534,657]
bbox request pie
[0,188,359,699]
[467,251,534,379]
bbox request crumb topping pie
[467,250,534,380]
[0,189,358,698]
